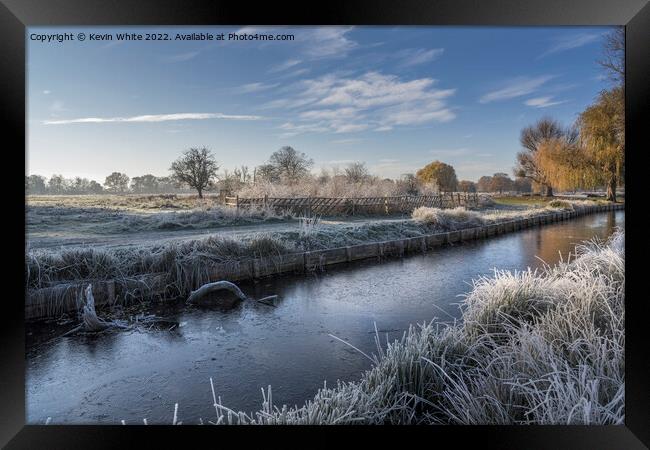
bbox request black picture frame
[1,0,648,448]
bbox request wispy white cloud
[269,59,302,73]
[280,68,310,79]
[233,82,280,94]
[42,90,51,95]
[479,75,554,103]
[538,32,604,59]
[234,26,264,35]
[397,48,444,67]
[524,96,567,108]
[278,121,329,138]
[234,26,358,60]
[44,112,263,125]
[303,27,357,58]
[299,107,360,121]
[330,138,365,145]
[267,71,457,136]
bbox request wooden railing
[224,193,479,216]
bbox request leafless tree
[344,162,369,183]
[317,168,331,184]
[598,27,624,85]
[169,147,219,198]
[268,146,313,184]
[397,173,419,195]
[255,164,281,183]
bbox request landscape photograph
[26,25,625,425]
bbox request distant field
[26,194,296,248]
[27,193,222,212]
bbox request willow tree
[536,130,601,192]
[416,161,458,192]
[514,117,569,197]
[577,87,624,201]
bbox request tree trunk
[187,281,247,304]
[606,174,617,202]
[197,188,203,199]
[545,185,554,197]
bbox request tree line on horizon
[25,148,533,197]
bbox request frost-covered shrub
[412,207,485,229]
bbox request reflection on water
[26,211,623,424]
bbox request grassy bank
[197,230,624,424]
[491,195,613,208]
[26,200,615,296]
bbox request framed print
[1,0,648,448]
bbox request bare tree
[268,146,313,184]
[317,168,331,184]
[598,27,624,85]
[344,162,369,183]
[239,166,250,183]
[169,147,219,198]
[398,173,419,195]
[256,164,281,183]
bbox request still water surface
[26,211,624,424]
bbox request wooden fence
[224,193,479,216]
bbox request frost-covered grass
[412,199,610,229]
[27,194,219,211]
[182,230,623,425]
[492,195,612,208]
[27,201,293,235]
[26,220,430,292]
[26,199,615,294]
[26,233,294,292]
[412,207,485,229]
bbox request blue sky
[27,26,616,182]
